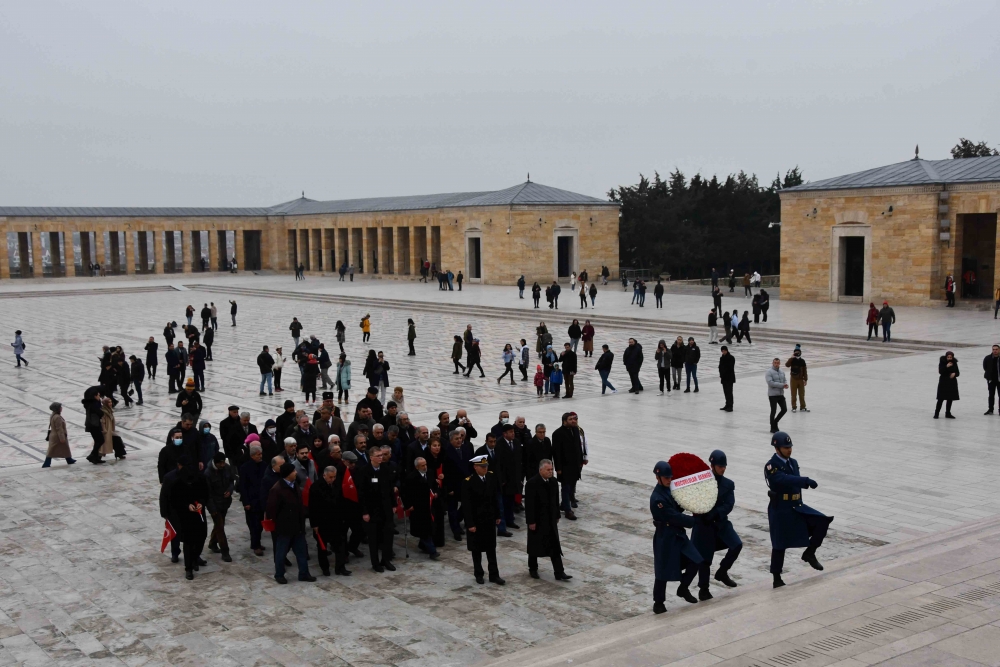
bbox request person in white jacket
[765,358,788,433]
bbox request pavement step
[185,283,961,354]
[0,285,178,299]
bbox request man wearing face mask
[259,419,281,462]
[165,415,201,470]
[239,444,267,557]
[490,411,511,440]
[198,421,220,471]
[784,345,809,413]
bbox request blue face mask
[173,438,184,446]
[203,428,210,433]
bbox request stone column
[310,229,320,272]
[48,232,62,276]
[361,227,370,274]
[124,231,136,274]
[95,230,107,272]
[164,231,176,272]
[31,230,45,277]
[234,230,244,271]
[321,229,331,274]
[181,229,193,273]
[108,232,121,274]
[153,231,165,274]
[64,231,75,277]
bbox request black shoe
[564,512,577,521]
[497,531,513,537]
[684,389,691,393]
[676,586,698,603]
[490,576,506,586]
[351,549,364,558]
[529,570,539,579]
[653,602,667,614]
[773,574,785,588]
[221,553,232,563]
[196,557,208,566]
[555,573,573,581]
[802,551,824,571]
[170,555,179,564]
[299,574,317,582]
[337,568,352,576]
[715,570,738,587]
[945,413,956,419]
[694,388,699,393]
[275,575,288,584]
[321,568,331,576]
[382,561,396,571]
[372,565,385,573]
[698,587,713,601]
[508,522,521,530]
[209,544,221,553]
[259,392,266,396]
[429,552,440,560]
[570,500,578,509]
[185,570,193,580]
[453,533,463,541]
[475,575,485,584]
[986,410,994,415]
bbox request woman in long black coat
[302,355,320,404]
[935,351,960,419]
[524,463,567,579]
[82,386,106,464]
[424,439,447,547]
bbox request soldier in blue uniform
[691,450,742,599]
[765,431,833,588]
[650,460,703,614]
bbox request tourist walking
[258,345,275,396]
[595,345,616,394]
[879,301,895,342]
[170,457,210,580]
[361,314,371,343]
[623,338,644,393]
[728,270,736,293]
[83,386,106,464]
[765,358,788,433]
[519,339,530,380]
[210,302,218,329]
[334,320,346,353]
[866,302,879,340]
[719,346,735,411]
[934,351,960,419]
[289,318,303,348]
[785,345,808,412]
[43,402,75,467]
[655,339,670,394]
[559,343,577,398]
[335,353,351,404]
[759,289,770,322]
[517,275,525,298]
[407,319,416,356]
[129,355,145,405]
[713,286,723,315]
[229,300,237,326]
[578,282,587,308]
[11,330,27,367]
[751,294,761,323]
[722,311,733,344]
[302,354,320,405]
[984,345,1000,414]
[669,336,685,390]
[318,344,333,390]
[581,320,594,357]
[708,308,718,344]
[451,335,466,374]
[273,347,285,392]
[568,319,582,352]
[144,337,158,380]
[206,453,235,562]
[654,279,664,308]
[465,339,485,378]
[588,282,597,307]
[525,459,571,580]
[743,272,751,297]
[532,282,541,308]
[498,344,517,385]
[738,311,752,344]
[684,337,700,393]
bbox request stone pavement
[0,275,997,665]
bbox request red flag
[302,477,312,508]
[395,492,406,519]
[262,518,275,532]
[316,530,326,551]
[160,520,177,553]
[429,490,436,522]
[342,467,358,502]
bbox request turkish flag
[160,520,177,553]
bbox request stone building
[0,180,619,284]
[780,155,1000,306]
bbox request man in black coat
[238,444,267,556]
[159,458,183,562]
[291,414,320,452]
[176,379,202,420]
[447,409,478,446]
[203,327,214,361]
[354,387,384,423]
[129,355,145,406]
[356,448,396,572]
[443,429,473,540]
[691,450,742,597]
[309,465,351,576]
[266,462,316,584]
[984,345,1000,414]
[497,423,524,528]
[525,459,571,580]
[190,341,207,391]
[524,424,553,481]
[623,338,644,392]
[551,412,584,520]
[163,418,201,471]
[275,400,298,438]
[489,410,511,440]
[719,346,736,412]
[474,433,514,536]
[559,343,578,399]
[462,456,504,585]
[219,406,242,466]
[404,425,431,472]
[404,457,440,559]
[165,343,182,393]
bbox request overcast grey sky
[1,1,997,207]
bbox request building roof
[0,181,616,218]
[784,155,1000,192]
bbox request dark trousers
[882,322,891,342]
[472,549,499,579]
[205,344,212,360]
[447,497,464,536]
[658,367,669,392]
[170,535,181,559]
[655,295,663,308]
[744,286,752,296]
[722,381,734,409]
[133,380,143,404]
[168,373,180,393]
[762,308,768,322]
[697,544,742,588]
[274,367,282,390]
[454,359,466,373]
[502,493,516,526]
[209,509,229,554]
[529,552,565,576]
[769,395,787,431]
[934,399,954,416]
[88,430,104,461]
[653,556,698,601]
[770,516,829,574]
[193,369,205,391]
[119,381,133,406]
[365,519,392,567]
[627,368,643,391]
[363,332,370,343]
[345,504,365,552]
[564,373,574,397]
[519,363,528,380]
[408,340,415,355]
[499,362,514,383]
[465,361,484,377]
[244,509,263,549]
[685,363,698,390]
[946,292,955,306]
[560,479,577,514]
[211,317,218,329]
[274,533,310,579]
[182,522,207,572]
[147,363,156,380]
[989,381,999,411]
[867,323,878,340]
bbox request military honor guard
[690,449,742,599]
[462,455,505,585]
[650,460,704,614]
[524,458,572,581]
[765,431,833,588]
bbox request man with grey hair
[525,458,571,580]
[238,441,265,540]
[404,456,440,559]
[309,464,351,576]
[260,454,289,564]
[396,411,415,444]
[353,434,370,467]
[405,424,431,471]
[341,451,365,558]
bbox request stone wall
[780,183,1000,306]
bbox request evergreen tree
[951,139,999,158]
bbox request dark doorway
[959,213,997,299]
[557,236,572,278]
[467,237,482,280]
[243,231,262,271]
[843,236,864,297]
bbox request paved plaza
[1,274,999,665]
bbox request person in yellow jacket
[360,314,371,343]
